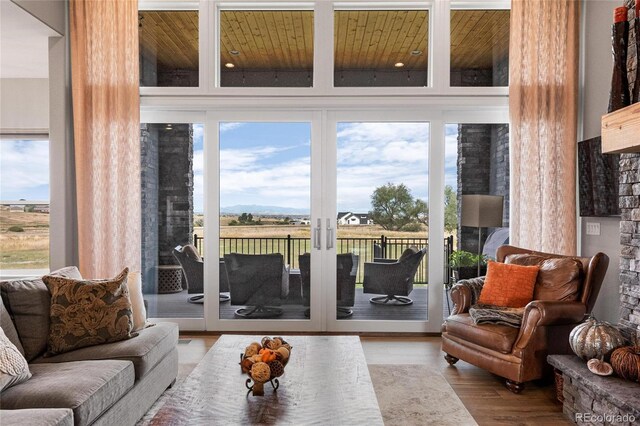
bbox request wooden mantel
[601,103,640,153]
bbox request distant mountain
[220,204,310,215]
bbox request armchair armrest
[512,300,587,354]
[524,300,587,326]
[450,277,485,315]
[372,258,397,264]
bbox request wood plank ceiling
[450,10,510,69]
[138,9,509,72]
[139,11,199,70]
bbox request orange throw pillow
[478,261,540,308]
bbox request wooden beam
[601,103,640,154]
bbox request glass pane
[139,11,199,87]
[220,11,314,87]
[334,10,429,87]
[219,122,312,319]
[0,139,50,274]
[450,10,510,87]
[140,123,204,319]
[443,123,510,317]
[336,123,429,320]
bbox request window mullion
[431,0,451,94]
[314,1,334,91]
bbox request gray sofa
[0,267,179,426]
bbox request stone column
[619,153,640,340]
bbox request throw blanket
[469,304,525,328]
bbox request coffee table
[150,335,383,425]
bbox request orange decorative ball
[611,346,640,382]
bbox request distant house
[337,212,373,226]
[291,218,310,225]
[1,201,50,214]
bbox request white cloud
[0,140,49,200]
[336,122,429,211]
[219,122,245,133]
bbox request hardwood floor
[177,334,570,426]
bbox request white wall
[580,0,622,324]
[11,0,65,36]
[0,78,49,133]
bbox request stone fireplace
[618,153,640,342]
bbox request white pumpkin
[569,316,626,361]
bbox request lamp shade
[460,194,504,228]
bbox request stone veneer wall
[157,124,194,265]
[491,124,510,227]
[457,123,510,254]
[619,153,640,340]
[141,124,159,293]
[140,124,194,293]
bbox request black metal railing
[193,234,449,285]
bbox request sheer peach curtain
[70,0,141,278]
[509,0,580,255]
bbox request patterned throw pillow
[42,268,135,356]
[0,326,32,391]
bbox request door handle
[326,218,334,250]
[313,219,322,250]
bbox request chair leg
[188,294,230,303]
[188,295,204,304]
[505,380,525,394]
[444,354,459,365]
[235,305,283,319]
[369,295,413,305]
[337,306,353,319]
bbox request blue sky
[216,122,311,213]
[445,123,459,190]
[211,121,435,213]
[0,140,50,201]
[1,123,458,212]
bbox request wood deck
[144,287,442,321]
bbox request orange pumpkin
[261,349,277,362]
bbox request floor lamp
[460,195,504,275]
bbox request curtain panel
[509,0,580,255]
[70,0,141,277]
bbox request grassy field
[0,209,49,270]
[0,210,437,281]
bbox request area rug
[140,363,477,425]
[369,364,477,426]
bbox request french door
[201,109,443,333]
[205,111,324,332]
[324,111,442,332]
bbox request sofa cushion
[505,254,583,301]
[1,298,24,356]
[0,327,32,391]
[42,268,135,356]
[32,322,178,380]
[0,267,82,361]
[0,360,134,426]
[445,313,520,354]
[0,408,74,426]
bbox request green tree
[444,185,458,234]
[369,183,427,231]
[238,213,254,224]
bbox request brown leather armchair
[441,245,609,393]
